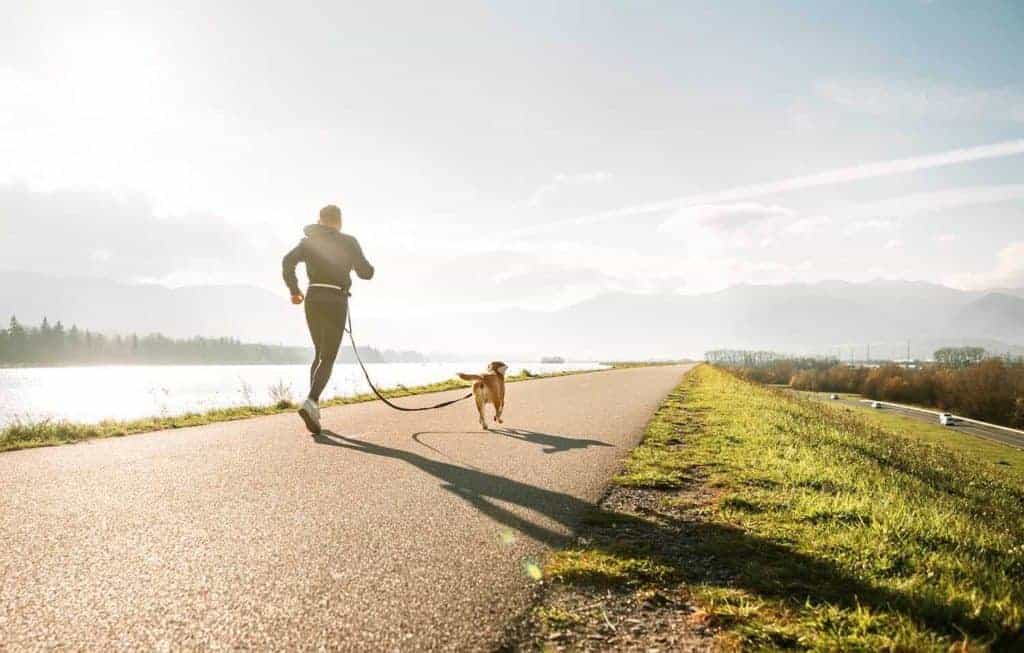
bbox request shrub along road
[0,364,693,650]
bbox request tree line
[709,347,1023,429]
[0,316,427,366]
[789,360,1024,429]
[705,349,838,385]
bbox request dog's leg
[474,389,487,430]
[495,384,504,423]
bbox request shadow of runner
[314,431,1017,647]
[410,430,486,470]
[314,430,594,545]
[489,427,614,454]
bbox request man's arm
[282,241,305,299]
[351,238,374,280]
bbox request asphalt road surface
[0,364,693,651]
[803,392,1024,450]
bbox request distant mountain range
[2,270,1022,360]
[0,270,297,344]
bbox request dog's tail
[457,373,482,382]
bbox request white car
[830,394,839,400]
[939,413,956,426]
[870,401,882,409]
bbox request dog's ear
[493,362,508,375]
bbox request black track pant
[304,298,348,402]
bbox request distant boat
[540,356,566,364]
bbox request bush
[268,379,294,407]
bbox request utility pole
[866,343,870,363]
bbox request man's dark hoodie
[282,224,374,303]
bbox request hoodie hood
[303,224,341,238]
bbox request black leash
[344,307,474,412]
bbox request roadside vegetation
[825,394,1024,483]
[705,349,830,383]
[789,360,1024,429]
[516,365,1023,651]
[0,367,621,453]
[708,348,1024,429]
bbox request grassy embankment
[804,391,1024,481]
[530,365,1023,650]
[0,364,654,453]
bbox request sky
[2,0,1023,319]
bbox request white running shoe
[298,398,321,434]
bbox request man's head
[319,204,342,230]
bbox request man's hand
[291,293,304,305]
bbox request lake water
[0,362,606,425]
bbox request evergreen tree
[0,316,318,366]
[8,315,27,363]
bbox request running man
[282,204,374,433]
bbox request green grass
[533,605,584,629]
[546,548,674,587]
[0,368,601,453]
[796,391,1024,484]
[545,365,1024,651]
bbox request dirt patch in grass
[503,378,719,652]
[503,490,719,651]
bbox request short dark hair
[319,204,341,226]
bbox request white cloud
[951,242,1024,290]
[937,233,959,243]
[841,185,1024,220]
[844,219,897,236]
[556,172,612,184]
[504,140,1024,238]
[690,203,795,231]
[528,171,612,208]
[657,203,793,254]
[884,239,903,250]
[785,216,832,234]
[817,79,1024,123]
[0,184,277,286]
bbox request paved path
[0,364,692,651]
